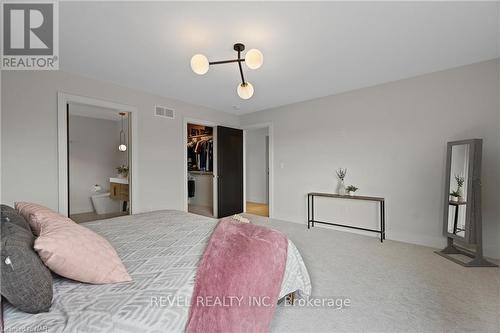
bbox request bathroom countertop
[110,177,129,184]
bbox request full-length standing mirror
[436,139,497,267]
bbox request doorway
[67,103,131,223]
[187,122,215,218]
[57,92,138,221]
[244,126,271,217]
[184,120,245,218]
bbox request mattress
[4,210,311,333]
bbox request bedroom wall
[245,127,269,204]
[240,59,500,258]
[1,70,239,213]
[68,115,122,215]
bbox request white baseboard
[274,215,499,260]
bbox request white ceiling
[60,2,500,114]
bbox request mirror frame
[442,139,481,243]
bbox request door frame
[183,117,218,217]
[57,92,139,216]
[243,123,274,218]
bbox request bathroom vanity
[110,178,129,202]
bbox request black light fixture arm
[207,43,247,85]
[237,49,246,85]
[209,59,244,65]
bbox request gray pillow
[1,218,53,313]
[1,204,30,231]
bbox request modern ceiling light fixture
[118,112,127,152]
[190,43,263,100]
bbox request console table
[307,192,386,242]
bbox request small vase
[348,191,355,196]
[450,196,458,202]
[338,180,346,195]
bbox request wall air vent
[154,105,175,119]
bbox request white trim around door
[57,92,139,216]
[243,123,274,218]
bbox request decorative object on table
[436,138,497,267]
[449,190,460,202]
[116,165,129,178]
[336,168,347,195]
[346,185,358,196]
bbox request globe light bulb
[237,82,254,99]
[190,54,209,75]
[244,49,263,69]
[119,144,127,152]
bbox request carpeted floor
[245,214,500,333]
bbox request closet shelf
[188,134,213,139]
[188,170,213,175]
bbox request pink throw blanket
[185,217,288,333]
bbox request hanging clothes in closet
[188,137,213,172]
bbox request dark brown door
[217,126,243,217]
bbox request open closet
[187,123,215,217]
[186,123,244,218]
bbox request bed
[4,210,311,332]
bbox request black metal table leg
[311,195,314,227]
[383,201,386,240]
[307,194,310,229]
[380,201,383,243]
[453,205,459,234]
[381,200,385,242]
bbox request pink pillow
[15,202,71,236]
[16,202,131,284]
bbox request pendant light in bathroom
[118,112,127,152]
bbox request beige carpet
[244,214,500,333]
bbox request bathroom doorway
[67,103,131,223]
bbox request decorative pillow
[15,202,70,236]
[1,216,53,313]
[231,214,250,223]
[1,204,31,231]
[34,216,131,284]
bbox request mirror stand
[436,139,498,267]
[435,238,498,267]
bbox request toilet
[91,191,121,215]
